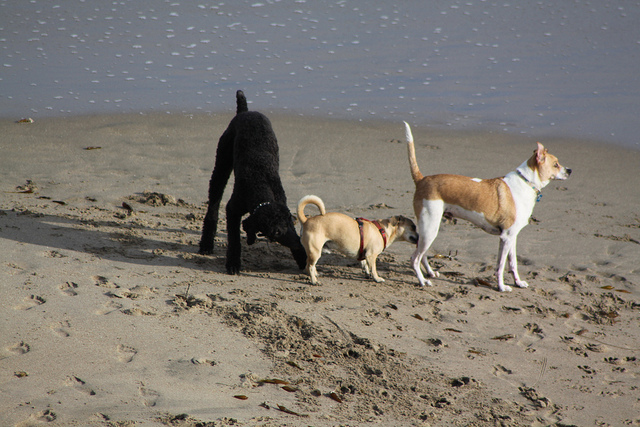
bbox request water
[1,0,639,149]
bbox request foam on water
[1,0,639,148]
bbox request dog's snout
[556,166,571,180]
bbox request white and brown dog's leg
[411,201,443,286]
[495,236,513,292]
[507,239,528,289]
[495,230,529,292]
[411,247,430,286]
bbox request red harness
[355,218,387,261]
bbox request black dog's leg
[199,179,223,254]
[199,130,234,255]
[225,196,243,274]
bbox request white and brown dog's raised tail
[297,194,326,224]
[404,121,424,184]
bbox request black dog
[199,90,307,274]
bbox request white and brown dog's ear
[535,142,548,164]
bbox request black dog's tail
[236,90,248,114]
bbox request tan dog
[404,122,571,292]
[297,195,419,285]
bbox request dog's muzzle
[559,167,572,180]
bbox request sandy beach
[1,113,639,426]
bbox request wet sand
[1,113,639,426]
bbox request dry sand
[1,113,639,426]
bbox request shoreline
[7,108,640,152]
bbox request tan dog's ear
[394,215,409,225]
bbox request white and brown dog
[297,195,419,285]
[404,122,571,292]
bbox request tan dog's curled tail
[297,195,326,224]
[404,121,424,183]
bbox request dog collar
[516,170,542,202]
[355,218,387,261]
[251,202,271,215]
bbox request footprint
[36,409,57,422]
[8,341,31,355]
[45,250,66,259]
[65,376,96,396]
[50,321,71,338]
[129,285,157,297]
[95,300,123,315]
[89,413,111,423]
[191,357,217,366]
[493,364,513,377]
[520,386,552,408]
[517,323,544,351]
[138,383,160,407]
[14,295,46,310]
[116,344,137,363]
[493,364,522,388]
[93,275,119,289]
[122,307,156,316]
[59,282,78,296]
[16,409,57,426]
